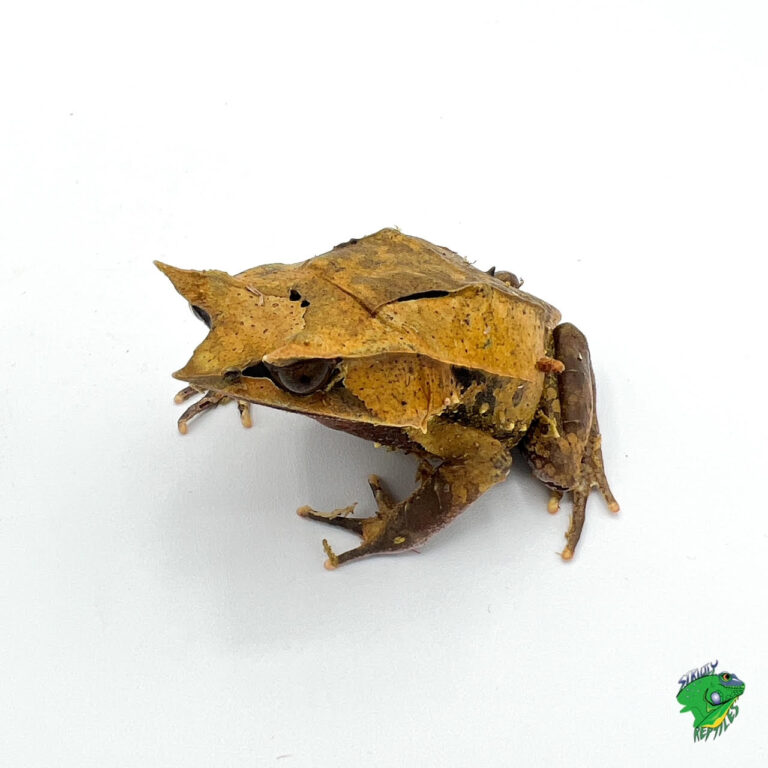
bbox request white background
[1,1,766,766]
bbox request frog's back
[305,228,559,318]
[239,228,560,384]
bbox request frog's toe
[583,434,620,514]
[322,539,371,569]
[558,464,620,560]
[174,388,252,433]
[368,474,396,514]
[176,389,228,434]
[237,400,252,428]
[174,385,200,405]
[560,487,588,561]
[547,490,563,514]
[296,503,365,535]
[320,530,411,569]
[599,482,620,513]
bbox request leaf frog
[156,228,619,568]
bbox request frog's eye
[709,691,722,705]
[190,304,212,329]
[263,359,336,395]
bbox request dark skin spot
[395,289,451,303]
[334,237,359,249]
[191,305,212,328]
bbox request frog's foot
[553,426,621,560]
[296,475,394,542]
[299,449,512,569]
[522,322,620,560]
[584,432,620,514]
[300,470,425,569]
[174,387,252,434]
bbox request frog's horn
[154,261,239,312]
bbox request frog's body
[677,673,745,729]
[157,228,619,567]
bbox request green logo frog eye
[710,691,722,705]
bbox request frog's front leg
[296,475,394,537]
[522,322,620,560]
[299,427,512,569]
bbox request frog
[677,672,745,729]
[156,228,619,569]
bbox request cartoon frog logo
[677,670,745,740]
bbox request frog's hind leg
[522,322,619,560]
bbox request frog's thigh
[522,322,618,559]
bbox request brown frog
[156,228,619,568]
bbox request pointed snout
[154,260,209,305]
[153,260,187,288]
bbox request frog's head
[154,253,460,431]
[155,230,559,431]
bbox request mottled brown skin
[156,228,619,567]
